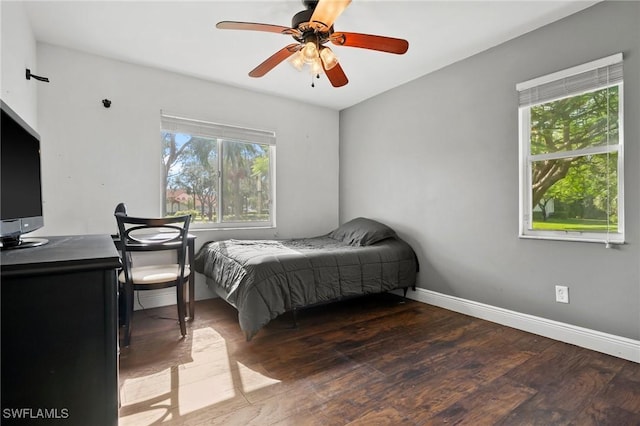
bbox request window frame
[161,112,276,230]
[517,54,624,244]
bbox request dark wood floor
[118,293,640,425]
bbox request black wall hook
[26,69,49,83]
[102,99,112,108]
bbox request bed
[194,217,419,340]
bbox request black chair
[115,214,191,347]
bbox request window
[518,54,624,244]
[161,112,275,228]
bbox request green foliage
[162,131,271,223]
[533,217,617,233]
[171,210,199,219]
[529,85,619,227]
[173,137,218,221]
[530,86,619,157]
[252,156,269,178]
[532,211,545,221]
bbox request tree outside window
[161,119,274,228]
[529,87,619,233]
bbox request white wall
[34,43,340,304]
[34,43,339,240]
[339,1,640,341]
[1,1,38,126]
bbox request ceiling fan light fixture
[288,51,305,71]
[319,46,338,70]
[302,41,318,63]
[310,57,323,75]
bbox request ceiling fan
[216,0,409,88]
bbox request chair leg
[176,280,187,338]
[188,276,195,321]
[123,283,134,347]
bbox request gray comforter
[194,236,418,340]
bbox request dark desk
[1,234,121,426]
[112,233,196,320]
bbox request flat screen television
[1,99,48,249]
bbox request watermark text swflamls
[2,408,69,419]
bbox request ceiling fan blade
[249,44,301,78]
[310,0,352,31]
[323,61,348,88]
[216,21,299,37]
[331,32,409,54]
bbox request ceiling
[23,1,600,111]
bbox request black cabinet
[1,235,121,426]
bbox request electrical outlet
[555,285,569,303]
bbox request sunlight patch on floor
[120,327,282,424]
[237,362,281,394]
[120,367,174,406]
[120,403,173,425]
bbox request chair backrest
[115,214,191,284]
[114,202,128,216]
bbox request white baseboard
[132,278,217,311]
[133,289,176,310]
[396,287,640,363]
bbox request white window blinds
[160,111,276,145]
[517,53,623,107]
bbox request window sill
[190,224,276,232]
[519,234,625,246]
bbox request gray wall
[339,1,640,340]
